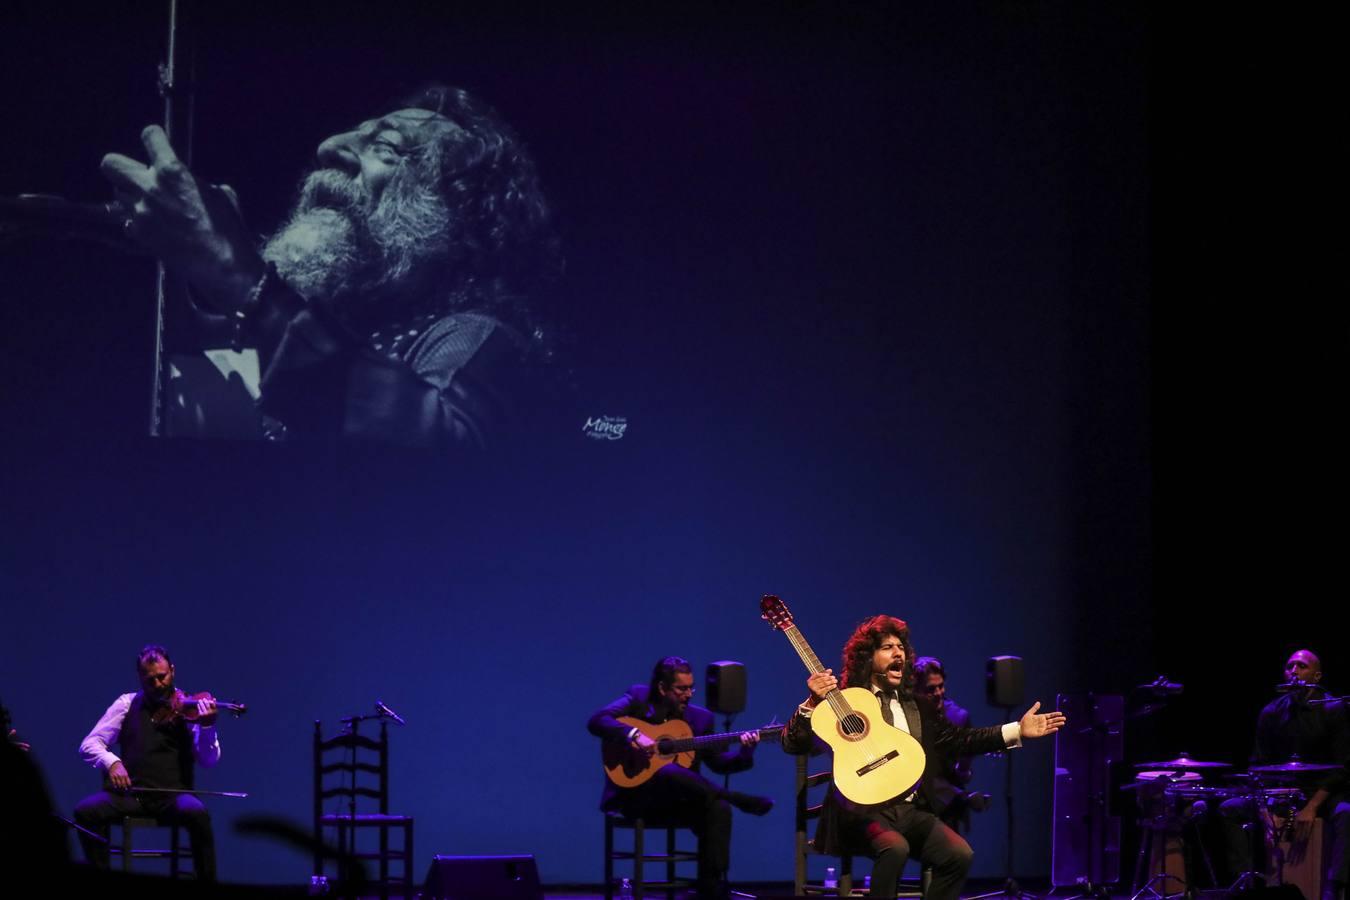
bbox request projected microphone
[374,700,406,726]
[0,194,145,254]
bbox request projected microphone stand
[147,0,198,436]
[968,704,1038,900]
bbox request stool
[109,815,194,877]
[603,813,699,900]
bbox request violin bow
[125,786,249,799]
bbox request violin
[150,689,247,727]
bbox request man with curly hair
[102,84,560,449]
[783,615,1064,899]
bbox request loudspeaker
[986,655,1024,707]
[706,661,746,714]
[422,854,543,900]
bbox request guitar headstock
[760,594,795,632]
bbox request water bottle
[619,876,635,899]
[824,866,837,889]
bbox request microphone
[0,194,145,254]
[374,700,406,726]
[1142,675,1183,696]
[1275,678,1314,694]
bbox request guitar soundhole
[839,713,868,738]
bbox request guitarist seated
[781,616,1064,900]
[588,655,774,900]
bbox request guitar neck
[781,624,829,676]
[761,596,852,712]
[661,726,781,754]
[778,622,856,713]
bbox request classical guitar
[760,593,926,805]
[603,717,782,788]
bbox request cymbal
[1135,755,1232,770]
[1134,770,1202,784]
[1249,760,1340,774]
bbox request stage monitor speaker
[986,655,1024,707]
[706,661,746,714]
[422,854,543,900]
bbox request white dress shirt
[79,692,222,773]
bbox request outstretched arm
[1017,701,1066,739]
[101,125,265,312]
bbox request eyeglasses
[668,684,696,695]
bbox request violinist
[74,645,222,881]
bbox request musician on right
[1236,648,1349,900]
[782,615,1064,900]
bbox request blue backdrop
[0,1,1189,888]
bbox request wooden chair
[795,753,931,897]
[603,812,699,900]
[314,719,414,899]
[796,752,856,896]
[109,815,194,877]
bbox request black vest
[113,692,195,790]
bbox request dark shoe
[727,791,773,816]
[694,877,732,900]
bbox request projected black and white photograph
[1,3,1341,899]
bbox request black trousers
[73,790,216,881]
[852,800,974,900]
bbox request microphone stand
[333,707,402,898]
[53,812,109,845]
[721,712,736,791]
[336,711,382,899]
[969,704,1036,900]
[1278,681,1344,706]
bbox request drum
[1258,786,1307,817]
[1133,779,1231,892]
[1268,813,1323,900]
[1132,771,1202,818]
[1166,784,1236,803]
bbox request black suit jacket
[783,691,1007,854]
[588,684,755,810]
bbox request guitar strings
[782,625,883,767]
